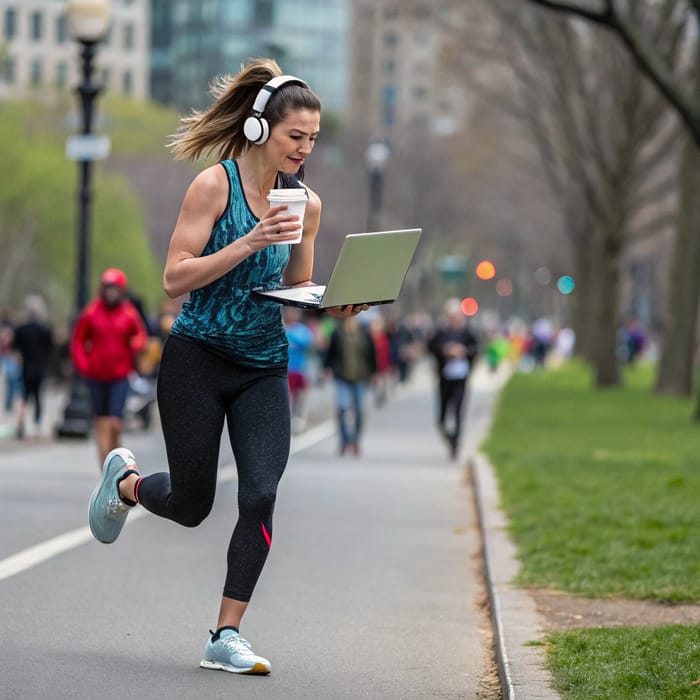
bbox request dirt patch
[530,588,700,630]
[475,588,504,699]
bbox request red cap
[100,268,128,289]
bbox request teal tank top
[171,160,292,368]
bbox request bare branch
[524,0,700,144]
[525,0,612,24]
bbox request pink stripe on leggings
[134,477,143,504]
[261,522,272,548]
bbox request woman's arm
[163,165,302,298]
[282,187,322,286]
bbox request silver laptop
[253,228,422,309]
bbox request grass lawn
[483,361,700,698]
[546,626,700,698]
[483,360,700,602]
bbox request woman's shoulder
[305,185,321,217]
[185,163,230,201]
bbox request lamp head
[66,0,111,42]
[365,141,391,173]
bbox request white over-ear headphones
[243,74,310,145]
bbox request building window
[254,0,273,27]
[3,56,15,84]
[31,11,43,41]
[55,62,68,88]
[4,7,16,40]
[122,70,132,94]
[56,15,68,43]
[101,67,110,89]
[124,23,134,50]
[30,59,43,86]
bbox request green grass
[483,360,700,602]
[546,626,700,698]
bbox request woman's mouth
[288,157,304,166]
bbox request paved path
[0,362,512,699]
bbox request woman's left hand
[325,304,369,318]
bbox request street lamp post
[57,0,110,438]
[365,140,390,232]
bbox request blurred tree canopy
[0,97,180,323]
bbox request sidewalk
[0,360,560,697]
[460,362,561,699]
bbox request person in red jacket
[71,268,147,468]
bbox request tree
[521,0,700,405]
[0,100,163,320]
[442,2,681,386]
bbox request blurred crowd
[3,284,653,456]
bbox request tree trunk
[590,228,623,387]
[571,242,597,363]
[654,137,700,397]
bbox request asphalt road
[0,363,498,699]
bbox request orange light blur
[475,260,496,280]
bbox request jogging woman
[87,58,366,676]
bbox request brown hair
[167,57,321,162]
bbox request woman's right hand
[245,205,301,251]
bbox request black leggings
[136,335,290,602]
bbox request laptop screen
[319,229,422,308]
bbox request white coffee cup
[267,188,308,244]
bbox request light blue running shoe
[88,448,138,544]
[200,628,271,675]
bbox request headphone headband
[250,74,310,116]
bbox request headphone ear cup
[243,116,269,145]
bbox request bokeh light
[557,275,576,294]
[534,266,552,285]
[461,297,479,316]
[495,278,513,297]
[475,260,496,280]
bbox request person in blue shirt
[283,306,316,432]
[86,58,366,677]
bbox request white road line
[0,420,336,583]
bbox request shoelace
[220,633,254,656]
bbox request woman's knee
[239,489,277,518]
[175,502,212,528]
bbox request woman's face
[266,108,320,174]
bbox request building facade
[151,0,349,114]
[0,0,149,101]
[349,0,466,144]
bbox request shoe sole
[88,448,135,544]
[200,659,271,675]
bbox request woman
[87,58,366,676]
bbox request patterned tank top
[171,160,294,368]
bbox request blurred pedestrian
[13,295,54,439]
[428,298,479,459]
[71,267,148,466]
[324,315,377,455]
[1,307,22,415]
[369,315,393,407]
[530,317,553,368]
[386,314,419,384]
[485,329,509,373]
[283,306,315,432]
[620,316,646,364]
[85,58,367,677]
